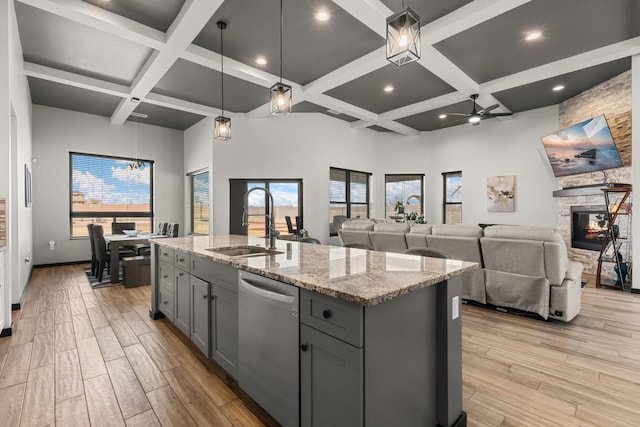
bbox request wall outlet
[452,296,459,320]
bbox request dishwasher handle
[240,278,295,304]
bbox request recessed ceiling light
[255,56,268,65]
[316,10,330,21]
[552,84,565,91]
[439,114,447,119]
[384,85,394,93]
[525,31,542,41]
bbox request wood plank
[30,332,54,369]
[172,350,237,407]
[95,327,126,362]
[106,356,151,419]
[220,399,266,427]
[77,336,108,379]
[73,313,95,341]
[122,311,152,336]
[55,302,73,324]
[137,333,179,371]
[125,409,161,427]
[87,306,110,330]
[0,342,32,388]
[21,364,55,427]
[146,385,197,427]
[70,297,87,316]
[55,349,84,402]
[84,374,126,427]
[82,291,99,308]
[54,321,77,353]
[55,394,90,426]
[0,382,25,426]
[35,308,55,335]
[10,317,37,346]
[123,344,167,392]
[163,367,232,426]
[110,317,140,347]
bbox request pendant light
[214,20,231,140]
[386,0,420,66]
[127,114,146,170]
[270,0,291,115]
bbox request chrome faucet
[242,186,279,249]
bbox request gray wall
[32,105,185,265]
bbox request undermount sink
[206,246,283,257]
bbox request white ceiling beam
[17,0,166,49]
[23,61,130,98]
[379,91,470,122]
[144,92,243,118]
[480,36,640,94]
[331,0,390,38]
[110,0,224,125]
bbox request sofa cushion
[405,233,428,249]
[484,269,550,319]
[409,224,433,235]
[370,232,408,253]
[481,238,546,277]
[341,219,375,231]
[431,224,483,238]
[338,230,372,249]
[483,225,562,242]
[373,223,410,233]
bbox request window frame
[188,168,210,236]
[442,170,462,224]
[329,167,372,237]
[69,151,154,238]
[384,173,424,220]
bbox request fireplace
[571,205,608,251]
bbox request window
[229,179,302,237]
[443,171,462,224]
[189,169,209,235]
[329,167,371,236]
[70,152,153,237]
[385,174,424,220]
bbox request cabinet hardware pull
[300,343,308,352]
[178,272,184,277]
[211,295,216,300]
[203,294,208,300]
[322,309,332,319]
[163,300,168,304]
[163,275,168,279]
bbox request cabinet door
[211,284,238,378]
[174,270,190,336]
[300,324,363,427]
[191,276,210,356]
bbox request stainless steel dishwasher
[238,270,299,427]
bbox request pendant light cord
[280,0,283,84]
[220,24,224,116]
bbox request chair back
[285,216,296,234]
[87,223,96,254]
[295,216,303,231]
[166,223,179,237]
[92,225,109,262]
[404,247,450,259]
[112,222,135,234]
[157,222,167,235]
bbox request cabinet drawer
[300,289,363,347]
[175,250,190,272]
[192,256,237,293]
[158,288,175,322]
[158,246,174,264]
[158,261,174,291]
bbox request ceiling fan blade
[478,104,499,114]
[441,112,469,117]
[441,117,470,126]
[486,112,513,117]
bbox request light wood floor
[1,266,640,426]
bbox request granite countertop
[152,235,478,306]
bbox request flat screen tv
[541,114,623,177]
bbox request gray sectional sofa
[338,219,583,322]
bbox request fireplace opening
[571,205,608,251]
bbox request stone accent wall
[556,70,632,279]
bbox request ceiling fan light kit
[386,3,420,66]
[270,0,292,115]
[214,20,231,140]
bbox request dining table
[104,233,166,283]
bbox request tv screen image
[541,114,623,177]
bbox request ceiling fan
[442,94,513,126]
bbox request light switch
[452,296,459,320]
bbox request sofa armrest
[563,260,583,283]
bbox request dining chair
[295,216,303,232]
[87,223,97,276]
[157,222,167,235]
[112,222,136,234]
[92,225,136,282]
[165,223,179,237]
[403,247,450,259]
[285,216,297,235]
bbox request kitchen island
[150,235,477,427]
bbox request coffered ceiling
[14,0,640,134]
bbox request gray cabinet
[174,269,190,336]
[158,285,175,322]
[190,275,210,355]
[300,324,363,427]
[211,283,238,377]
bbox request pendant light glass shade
[386,6,420,66]
[270,0,292,115]
[214,20,231,140]
[214,115,231,139]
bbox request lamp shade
[386,7,420,66]
[214,115,231,140]
[270,82,292,116]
